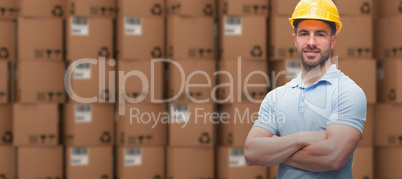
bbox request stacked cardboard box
[166,1,216,178]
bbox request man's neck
[301,59,332,86]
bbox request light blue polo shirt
[254,64,367,179]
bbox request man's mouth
[303,50,320,56]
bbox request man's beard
[297,46,331,70]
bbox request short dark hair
[293,19,337,36]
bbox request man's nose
[307,35,317,48]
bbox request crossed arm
[244,124,361,172]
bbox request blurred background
[0,0,400,178]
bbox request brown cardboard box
[269,165,277,179]
[374,147,402,179]
[0,146,13,179]
[0,0,18,20]
[377,59,402,103]
[333,16,373,59]
[0,61,10,103]
[0,20,15,61]
[13,104,59,146]
[333,0,373,16]
[358,104,373,147]
[217,146,267,179]
[66,17,113,61]
[270,15,297,60]
[17,146,63,179]
[18,18,63,61]
[166,0,215,17]
[333,58,376,104]
[168,59,216,103]
[66,58,116,103]
[220,16,266,60]
[117,103,166,146]
[116,17,164,60]
[219,0,269,17]
[66,0,116,18]
[0,105,12,145]
[219,59,268,103]
[117,146,165,179]
[118,60,164,103]
[169,103,215,147]
[218,103,259,147]
[18,0,65,18]
[167,147,214,179]
[66,146,113,179]
[270,0,299,16]
[167,16,214,60]
[374,104,402,147]
[64,103,114,146]
[117,0,164,17]
[269,59,301,88]
[375,15,402,59]
[352,147,373,179]
[377,0,402,18]
[16,61,65,103]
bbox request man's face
[293,20,337,69]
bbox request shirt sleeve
[326,82,367,134]
[254,90,279,135]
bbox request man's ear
[330,34,338,49]
[292,33,297,47]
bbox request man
[244,0,367,178]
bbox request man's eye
[300,33,308,36]
[317,33,325,37]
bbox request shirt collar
[287,64,339,88]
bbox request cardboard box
[18,18,63,61]
[168,59,216,103]
[0,146,13,179]
[166,0,216,17]
[16,61,65,103]
[13,104,59,146]
[118,60,164,103]
[17,146,63,179]
[270,15,297,60]
[219,59,268,103]
[66,17,113,61]
[167,147,214,179]
[377,59,402,103]
[66,0,116,18]
[0,0,18,20]
[117,146,165,179]
[0,105,12,145]
[358,104,373,147]
[18,0,65,18]
[64,103,115,146]
[167,16,214,60]
[217,146,267,179]
[270,0,299,16]
[218,103,259,147]
[377,0,402,18]
[66,146,113,179]
[0,61,10,104]
[117,103,167,146]
[352,147,373,179]
[117,0,164,17]
[374,147,402,179]
[66,58,116,103]
[219,0,269,17]
[269,59,301,88]
[269,165,278,179]
[375,15,402,59]
[333,58,376,104]
[333,0,373,16]
[220,16,267,60]
[333,16,373,59]
[117,17,164,60]
[169,103,215,147]
[0,20,15,61]
[374,104,402,147]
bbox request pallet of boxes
[115,0,166,178]
[166,0,217,178]
[374,0,402,178]
[269,0,376,178]
[218,0,269,178]
[64,0,116,178]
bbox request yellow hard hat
[289,0,342,34]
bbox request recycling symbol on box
[360,2,370,14]
[0,47,9,59]
[227,132,233,144]
[70,3,75,14]
[98,47,110,58]
[151,4,163,15]
[203,4,213,16]
[2,131,12,143]
[52,5,63,17]
[251,45,263,57]
[389,89,396,101]
[100,132,111,143]
[151,47,163,58]
[199,132,211,144]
